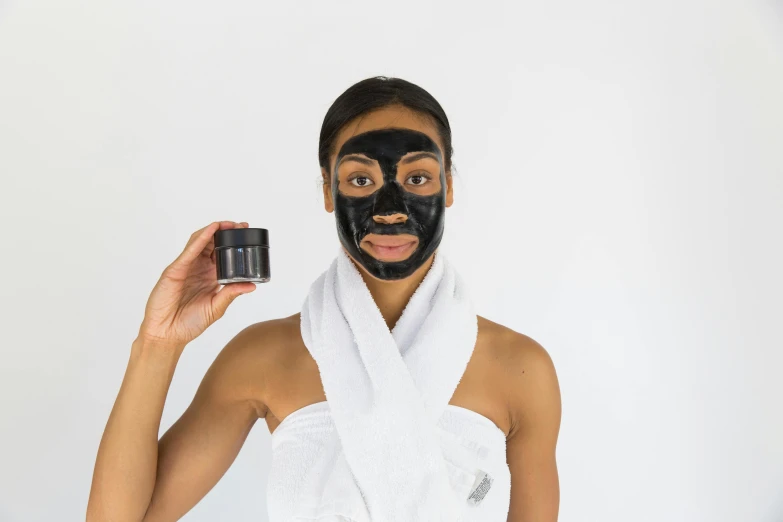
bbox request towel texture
[267,402,511,521]
[288,247,503,521]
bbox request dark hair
[318,76,453,177]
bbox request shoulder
[216,313,300,367]
[228,313,301,354]
[476,316,556,375]
[199,313,302,417]
[476,316,561,439]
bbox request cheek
[335,193,376,230]
[406,194,445,224]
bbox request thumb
[211,282,256,319]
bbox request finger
[217,221,242,231]
[209,222,248,259]
[211,282,257,319]
[175,221,239,267]
[209,222,246,263]
[174,222,221,266]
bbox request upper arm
[142,323,272,522]
[504,336,562,522]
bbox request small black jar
[213,228,270,284]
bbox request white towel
[296,247,491,522]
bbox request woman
[87,76,562,522]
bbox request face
[323,106,454,280]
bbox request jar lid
[214,228,269,248]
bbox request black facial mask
[332,128,447,281]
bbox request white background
[1,1,782,521]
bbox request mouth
[361,234,419,261]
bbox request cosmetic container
[213,228,270,284]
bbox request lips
[364,234,417,247]
[361,234,418,261]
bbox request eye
[405,172,432,186]
[349,175,374,188]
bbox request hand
[138,221,257,348]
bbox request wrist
[131,336,186,364]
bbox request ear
[322,167,334,213]
[445,169,454,208]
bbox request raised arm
[86,221,261,522]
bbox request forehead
[338,128,439,162]
[331,105,443,166]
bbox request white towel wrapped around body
[274,247,509,522]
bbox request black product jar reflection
[213,228,270,284]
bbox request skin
[87,105,562,522]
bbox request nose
[373,213,408,225]
[372,181,409,225]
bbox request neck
[347,249,436,330]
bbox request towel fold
[296,247,489,521]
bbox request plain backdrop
[1,1,782,521]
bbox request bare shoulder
[476,316,555,372]
[203,313,302,418]
[476,322,562,522]
[476,316,561,438]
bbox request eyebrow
[338,154,376,167]
[337,151,440,168]
[399,152,440,164]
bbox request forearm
[87,338,184,522]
